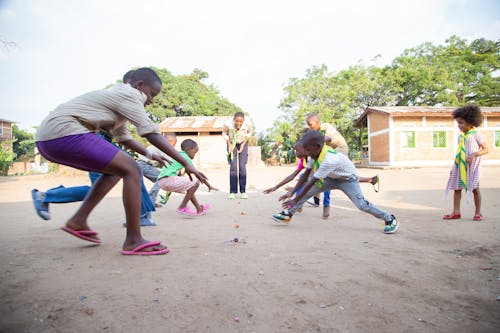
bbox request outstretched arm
[263,169,301,193]
[282,175,318,209]
[119,139,171,167]
[144,133,209,187]
[278,168,311,201]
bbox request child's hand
[278,192,292,201]
[185,165,209,187]
[263,186,277,194]
[466,153,476,163]
[152,154,172,167]
[207,184,219,192]
[282,198,296,209]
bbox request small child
[157,139,216,216]
[444,105,489,221]
[272,131,399,234]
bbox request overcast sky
[1,0,499,134]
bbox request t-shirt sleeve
[245,120,253,138]
[475,132,485,145]
[115,93,160,137]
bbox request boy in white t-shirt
[272,130,399,234]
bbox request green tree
[12,125,35,161]
[269,35,499,158]
[146,67,242,121]
[0,145,16,175]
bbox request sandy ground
[0,165,499,333]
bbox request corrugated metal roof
[159,116,232,133]
[356,106,500,127]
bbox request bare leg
[179,180,200,211]
[322,206,330,219]
[453,190,461,215]
[473,189,481,216]
[81,151,166,252]
[65,174,121,241]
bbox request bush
[0,147,16,175]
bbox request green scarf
[454,127,477,191]
[313,145,336,187]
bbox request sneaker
[228,193,236,199]
[384,215,399,234]
[272,211,292,224]
[306,198,319,207]
[240,193,248,199]
[371,175,380,192]
[31,189,51,220]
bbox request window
[433,131,447,148]
[495,131,500,148]
[400,131,416,148]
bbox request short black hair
[181,139,198,151]
[129,67,162,86]
[302,130,324,146]
[306,113,320,122]
[234,112,245,119]
[452,105,483,127]
[123,70,135,83]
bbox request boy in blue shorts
[272,130,399,234]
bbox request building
[159,116,262,167]
[0,118,15,150]
[355,106,500,167]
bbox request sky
[0,0,499,134]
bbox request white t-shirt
[306,151,358,180]
[36,83,160,142]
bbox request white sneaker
[240,193,248,199]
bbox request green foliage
[12,125,35,161]
[146,67,242,121]
[0,146,16,175]
[266,35,499,157]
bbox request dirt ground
[0,165,499,333]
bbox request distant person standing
[223,112,253,199]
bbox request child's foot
[371,175,379,192]
[196,204,210,215]
[240,192,248,199]
[297,207,303,213]
[473,214,483,221]
[443,213,461,220]
[176,207,197,216]
[272,211,292,224]
[383,215,399,234]
[228,193,236,199]
[31,189,51,220]
[322,206,330,220]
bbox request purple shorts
[36,133,120,172]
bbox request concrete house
[0,118,15,150]
[355,106,500,167]
[159,116,262,168]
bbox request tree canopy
[144,67,242,122]
[262,35,499,162]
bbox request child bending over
[272,131,399,234]
[158,139,216,216]
[35,67,209,255]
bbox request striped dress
[446,131,485,192]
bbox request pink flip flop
[176,207,197,216]
[121,241,170,256]
[61,226,101,244]
[473,214,483,221]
